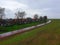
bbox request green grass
[0,21,41,34]
[0,19,60,45]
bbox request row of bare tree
[0,7,47,26]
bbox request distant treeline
[0,16,47,26]
[0,7,48,26]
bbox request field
[0,19,60,45]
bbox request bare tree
[34,14,38,19]
[39,16,43,23]
[0,7,5,26]
[34,14,39,21]
[15,11,26,19]
[0,7,5,19]
[43,16,47,22]
[15,10,26,24]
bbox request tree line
[0,7,47,26]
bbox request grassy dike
[0,19,60,45]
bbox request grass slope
[0,19,60,45]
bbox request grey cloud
[0,0,60,18]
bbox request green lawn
[0,19,60,45]
[0,21,41,34]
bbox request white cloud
[0,0,29,10]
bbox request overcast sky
[0,0,60,19]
